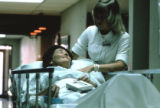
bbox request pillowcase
[15,61,43,70]
[15,58,93,70]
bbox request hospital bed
[11,60,160,108]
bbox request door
[0,45,12,97]
[0,51,4,95]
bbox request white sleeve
[115,33,130,65]
[72,28,89,57]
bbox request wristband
[94,64,99,72]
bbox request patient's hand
[51,85,60,97]
[78,75,97,87]
[78,65,94,73]
[38,84,60,98]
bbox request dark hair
[42,45,73,68]
[93,0,126,34]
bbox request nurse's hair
[42,45,73,68]
[93,0,126,35]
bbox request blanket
[50,73,160,108]
[26,66,105,107]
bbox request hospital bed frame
[11,67,54,108]
[11,68,160,108]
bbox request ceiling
[0,0,128,38]
[0,0,80,15]
[0,0,81,38]
[0,0,128,15]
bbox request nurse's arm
[79,60,127,74]
[99,60,127,74]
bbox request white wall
[60,0,98,48]
[20,36,41,65]
[60,0,87,48]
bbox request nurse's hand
[78,65,94,73]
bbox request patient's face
[52,48,71,68]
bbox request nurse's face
[94,14,110,34]
[51,48,71,68]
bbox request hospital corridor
[0,0,160,108]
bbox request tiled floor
[0,97,13,108]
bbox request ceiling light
[0,45,12,50]
[0,0,44,3]
[30,32,37,36]
[34,30,42,33]
[39,27,47,30]
[0,34,6,38]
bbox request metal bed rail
[11,67,54,108]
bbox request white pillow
[15,61,43,70]
[16,59,93,70]
[70,58,94,70]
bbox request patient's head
[42,45,73,68]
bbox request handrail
[107,68,160,75]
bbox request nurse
[71,0,130,74]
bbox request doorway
[0,45,12,97]
[0,51,4,95]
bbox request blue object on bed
[43,96,63,104]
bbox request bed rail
[11,67,54,108]
[107,68,160,82]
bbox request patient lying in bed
[13,45,160,108]
[23,45,105,107]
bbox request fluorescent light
[0,34,6,38]
[0,0,44,3]
[0,45,12,50]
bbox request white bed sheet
[11,59,160,108]
[27,66,105,106]
[49,73,160,108]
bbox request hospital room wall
[20,36,41,66]
[60,0,98,48]
[0,36,41,69]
